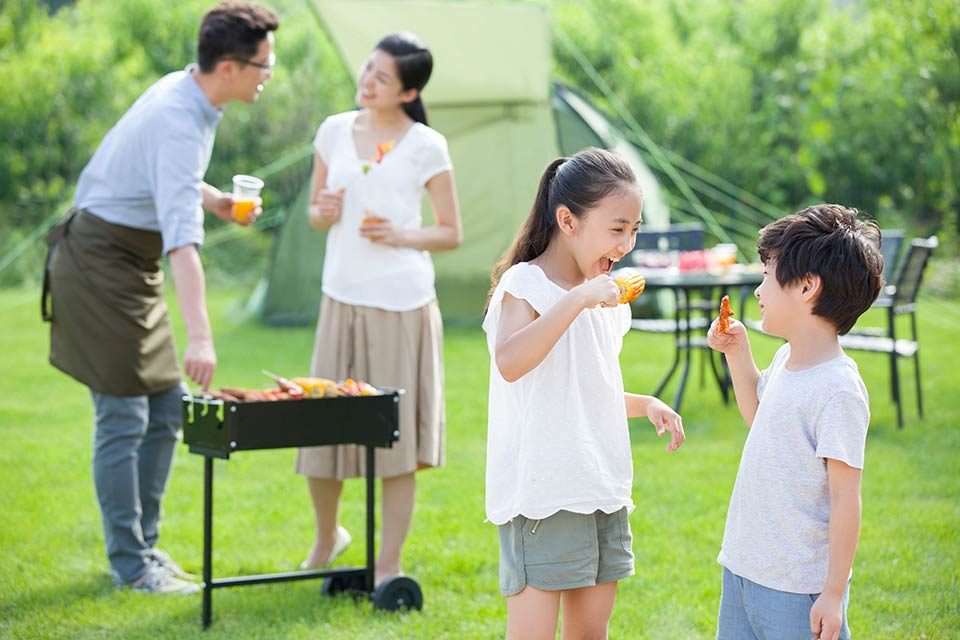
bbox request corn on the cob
[292,377,342,398]
[614,271,646,304]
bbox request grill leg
[365,446,376,595]
[202,456,214,628]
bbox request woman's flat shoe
[300,525,351,570]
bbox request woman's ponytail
[376,32,432,126]
[403,95,428,126]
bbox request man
[42,2,279,594]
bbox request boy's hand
[573,275,620,310]
[646,397,685,452]
[809,590,843,640]
[707,317,747,355]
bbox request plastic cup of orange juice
[361,214,388,226]
[232,174,264,222]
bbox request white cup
[232,174,264,222]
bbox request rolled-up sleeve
[153,126,206,254]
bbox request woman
[298,32,462,586]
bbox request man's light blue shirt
[74,65,222,255]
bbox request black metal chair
[627,222,708,335]
[839,236,938,428]
[626,223,731,407]
[632,222,705,253]
[878,228,905,291]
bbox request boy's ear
[801,273,822,301]
[556,205,578,236]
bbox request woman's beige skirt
[295,295,445,479]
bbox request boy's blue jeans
[717,567,850,640]
[90,383,184,584]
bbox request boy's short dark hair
[197,2,279,73]
[757,204,884,335]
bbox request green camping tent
[257,0,669,325]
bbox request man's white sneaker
[130,566,200,595]
[147,548,197,581]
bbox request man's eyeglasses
[228,53,276,71]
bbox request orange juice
[233,199,256,221]
[361,216,388,226]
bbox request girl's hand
[572,275,620,309]
[707,317,748,355]
[647,397,685,452]
[308,187,345,227]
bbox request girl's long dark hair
[486,147,638,310]
[376,32,432,126]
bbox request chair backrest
[633,222,704,252]
[879,229,905,286]
[892,236,938,306]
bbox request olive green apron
[42,209,181,396]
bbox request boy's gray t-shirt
[718,343,869,594]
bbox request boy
[707,204,884,639]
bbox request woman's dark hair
[376,32,433,126]
[486,147,639,308]
[197,2,280,73]
[757,203,884,335]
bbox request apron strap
[41,208,79,322]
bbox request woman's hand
[308,187,345,229]
[359,213,402,246]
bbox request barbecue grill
[181,389,423,628]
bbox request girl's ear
[556,205,578,236]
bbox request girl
[483,147,684,639]
[297,32,462,585]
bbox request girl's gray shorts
[497,508,635,597]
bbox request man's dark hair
[757,204,884,335]
[197,2,279,73]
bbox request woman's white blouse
[482,263,635,525]
[314,110,452,311]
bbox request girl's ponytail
[487,158,566,308]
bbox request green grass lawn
[1,287,958,639]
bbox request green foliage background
[1,0,958,284]
[552,0,959,238]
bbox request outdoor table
[180,389,423,628]
[635,267,764,411]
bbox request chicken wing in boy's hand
[707,315,747,355]
[646,396,685,452]
[717,295,733,333]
